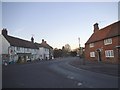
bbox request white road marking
[77,82,82,86]
[67,76,74,79]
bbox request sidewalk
[69,57,119,77]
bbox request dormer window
[104,38,112,45]
[89,43,94,48]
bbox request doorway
[96,49,102,62]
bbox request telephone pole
[78,37,80,57]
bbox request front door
[98,51,101,61]
[97,49,102,62]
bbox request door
[96,49,102,62]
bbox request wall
[1,34,10,54]
[8,46,39,62]
[0,34,2,65]
[85,36,119,63]
[38,47,49,60]
[0,35,10,63]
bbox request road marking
[77,82,82,86]
[67,76,74,79]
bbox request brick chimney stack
[94,23,99,33]
[44,41,47,44]
[2,28,8,36]
[42,39,44,43]
[31,37,34,43]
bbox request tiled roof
[35,42,53,49]
[86,21,120,44]
[4,35,38,49]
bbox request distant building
[0,29,53,64]
[85,21,120,63]
[35,39,53,60]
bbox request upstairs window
[89,43,94,48]
[27,48,29,52]
[104,38,112,45]
[105,50,114,57]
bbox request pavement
[69,57,119,77]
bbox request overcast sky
[2,1,118,50]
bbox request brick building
[85,21,120,63]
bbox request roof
[4,35,38,49]
[35,42,53,49]
[86,21,120,44]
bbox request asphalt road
[2,57,118,88]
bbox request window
[105,50,114,57]
[90,52,95,57]
[104,38,112,45]
[45,48,48,52]
[89,43,94,48]
[27,48,29,52]
[17,47,20,51]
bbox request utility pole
[78,37,85,65]
[78,37,80,58]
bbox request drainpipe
[8,46,10,63]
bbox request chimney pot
[94,23,99,33]
[2,28,8,36]
[31,37,34,43]
[42,39,44,43]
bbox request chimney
[42,39,44,43]
[94,23,99,33]
[44,41,47,44]
[2,28,8,36]
[31,37,34,43]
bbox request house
[85,21,120,63]
[0,29,53,64]
[0,29,39,63]
[35,39,53,60]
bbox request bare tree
[64,44,71,52]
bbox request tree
[53,48,62,58]
[62,44,71,57]
[64,44,71,52]
[70,51,77,57]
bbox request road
[2,57,118,88]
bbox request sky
[1,1,118,50]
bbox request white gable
[0,34,10,54]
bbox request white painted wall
[0,34,2,64]
[9,46,39,61]
[0,34,50,62]
[1,34,10,54]
[38,47,49,60]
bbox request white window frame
[104,38,112,45]
[27,48,29,52]
[17,47,20,51]
[105,50,114,57]
[89,43,94,48]
[90,52,95,57]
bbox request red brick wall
[85,36,119,63]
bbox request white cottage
[35,39,53,60]
[1,29,39,64]
[0,29,53,64]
